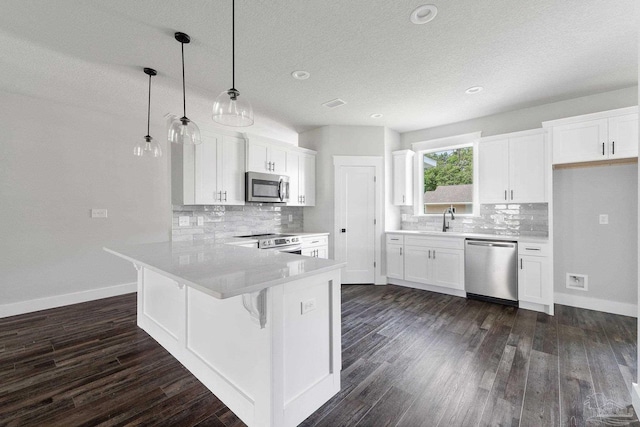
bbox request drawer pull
[524,247,541,251]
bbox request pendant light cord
[181,42,187,117]
[232,0,235,89]
[146,73,152,136]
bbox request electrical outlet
[179,216,190,227]
[301,298,317,315]
[599,214,609,225]
[288,214,293,223]
[197,216,204,226]
[91,208,108,218]
[401,214,408,221]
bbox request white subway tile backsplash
[172,204,304,243]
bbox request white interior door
[335,165,376,284]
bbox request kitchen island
[105,241,344,427]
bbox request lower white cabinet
[517,242,552,306]
[386,233,464,291]
[386,235,404,279]
[301,234,329,259]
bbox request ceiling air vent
[322,98,347,109]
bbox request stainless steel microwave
[245,172,290,203]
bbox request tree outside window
[423,146,473,214]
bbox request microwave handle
[278,179,284,202]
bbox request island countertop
[104,241,345,299]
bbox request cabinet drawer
[302,235,328,248]
[405,235,464,250]
[518,242,549,257]
[386,234,404,245]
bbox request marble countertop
[104,241,345,299]
[386,230,549,243]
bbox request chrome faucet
[442,207,455,232]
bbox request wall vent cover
[566,273,588,291]
[322,98,347,109]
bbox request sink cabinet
[386,233,464,293]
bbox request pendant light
[168,32,201,145]
[212,0,254,127]
[134,68,162,158]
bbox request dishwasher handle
[466,241,516,249]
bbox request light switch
[599,214,609,225]
[197,216,204,226]
[179,216,190,227]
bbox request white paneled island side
[105,242,345,427]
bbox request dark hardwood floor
[1,285,637,426]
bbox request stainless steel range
[237,233,302,254]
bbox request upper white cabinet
[392,150,414,206]
[287,150,316,206]
[172,131,245,205]
[544,106,638,165]
[246,136,288,173]
[478,129,547,204]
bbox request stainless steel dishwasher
[465,239,518,306]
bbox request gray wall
[554,164,638,304]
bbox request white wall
[554,164,638,308]
[299,126,386,259]
[0,30,297,317]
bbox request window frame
[411,132,481,217]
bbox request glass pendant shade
[134,67,162,158]
[168,116,201,145]
[212,89,254,127]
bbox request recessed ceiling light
[291,70,310,80]
[322,98,347,108]
[410,5,438,24]
[370,113,383,119]
[465,86,484,94]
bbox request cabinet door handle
[224,191,227,202]
[402,195,405,203]
[433,250,436,259]
[612,141,615,155]
[602,142,605,156]
[428,250,431,259]
[520,258,523,269]
[511,190,513,200]
[504,190,507,201]
[303,195,306,203]
[218,191,223,201]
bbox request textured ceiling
[0,0,637,133]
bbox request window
[421,146,474,214]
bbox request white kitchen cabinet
[301,234,328,259]
[172,131,245,205]
[386,234,464,291]
[392,150,414,206]
[246,136,288,174]
[546,107,638,165]
[517,242,552,307]
[479,130,547,204]
[385,234,404,280]
[287,150,316,206]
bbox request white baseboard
[0,282,137,319]
[554,292,638,318]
